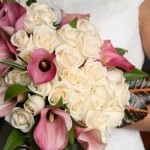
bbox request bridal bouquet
[0,1,149,150]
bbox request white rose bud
[55,44,84,69]
[5,107,34,133]
[28,81,52,98]
[33,24,59,53]
[24,95,45,115]
[107,68,125,84]
[11,30,29,48]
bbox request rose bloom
[59,68,91,92]
[82,59,107,85]
[77,19,101,36]
[57,24,83,47]
[24,3,57,33]
[17,36,35,63]
[32,24,59,53]
[5,107,34,133]
[76,32,102,59]
[67,91,87,121]
[48,81,72,106]
[55,44,84,69]
[28,81,52,98]
[24,94,45,115]
[11,30,29,48]
[5,68,31,86]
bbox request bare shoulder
[139,0,150,24]
[139,0,150,59]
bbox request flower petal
[34,108,71,150]
[27,49,56,84]
[0,38,16,75]
[60,12,90,27]
[75,127,105,150]
[0,100,17,117]
[4,3,26,27]
[15,14,26,31]
[99,40,135,71]
[51,108,72,131]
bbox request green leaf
[124,68,149,81]
[0,60,26,71]
[115,48,128,55]
[4,84,30,101]
[68,127,75,145]
[3,129,27,150]
[72,118,87,128]
[64,140,83,150]
[69,18,78,28]
[26,0,37,6]
[54,97,65,107]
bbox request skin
[127,0,150,131]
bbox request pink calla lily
[99,40,135,71]
[60,12,90,27]
[0,38,16,75]
[0,87,17,117]
[75,127,105,150]
[0,2,26,39]
[33,108,72,150]
[27,49,56,84]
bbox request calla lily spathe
[27,49,56,84]
[34,108,72,150]
[0,2,26,39]
[99,40,135,71]
[75,127,105,150]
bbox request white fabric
[48,0,145,150]
[20,0,145,149]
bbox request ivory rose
[59,68,91,92]
[76,31,102,59]
[5,68,31,86]
[24,3,57,33]
[83,59,107,85]
[5,107,34,133]
[57,24,82,47]
[67,91,87,121]
[55,44,84,69]
[11,30,29,48]
[48,81,71,106]
[33,24,59,53]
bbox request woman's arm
[140,0,150,59]
[128,0,150,132]
[126,105,150,131]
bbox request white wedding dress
[49,0,145,150]
[19,0,145,149]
